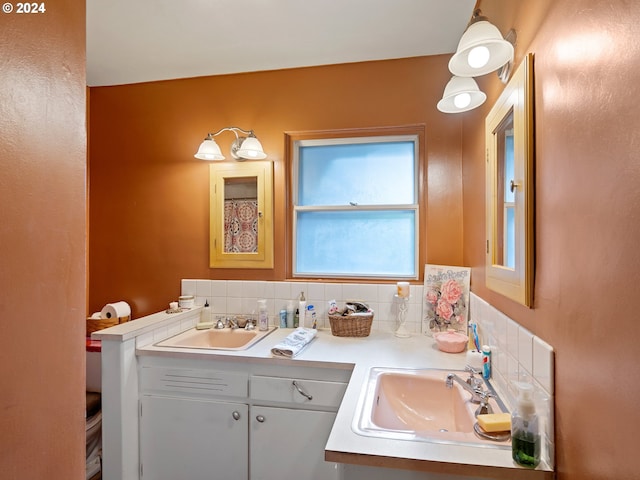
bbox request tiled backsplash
[181,279,555,468]
[470,293,555,469]
[181,279,426,334]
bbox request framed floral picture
[422,264,471,335]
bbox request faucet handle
[465,365,481,376]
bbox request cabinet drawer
[250,375,347,409]
[141,366,248,398]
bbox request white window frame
[291,134,420,280]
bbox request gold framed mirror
[210,162,274,269]
[485,53,534,306]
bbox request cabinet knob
[232,411,241,421]
[256,415,265,423]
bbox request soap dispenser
[511,383,541,468]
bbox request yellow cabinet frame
[210,162,274,269]
[485,53,534,306]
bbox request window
[287,127,423,279]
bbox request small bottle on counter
[279,309,287,328]
[257,299,269,331]
[482,345,492,379]
[201,300,210,323]
[511,383,541,468]
[286,300,295,328]
[298,292,306,329]
[294,308,299,328]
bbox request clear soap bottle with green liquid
[511,383,541,468]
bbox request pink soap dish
[433,329,469,353]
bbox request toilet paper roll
[101,301,131,320]
[466,349,484,371]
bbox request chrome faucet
[446,368,484,404]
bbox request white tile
[196,280,212,299]
[518,326,534,376]
[242,281,260,298]
[307,282,325,302]
[273,281,292,300]
[257,281,275,300]
[341,283,360,302]
[533,336,554,395]
[495,311,508,352]
[350,283,378,304]
[210,280,227,297]
[378,283,397,303]
[409,284,422,304]
[506,318,519,357]
[227,280,243,298]
[181,279,197,296]
[210,296,227,315]
[291,283,308,302]
[324,283,343,303]
[226,296,242,314]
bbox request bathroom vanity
[94,307,554,480]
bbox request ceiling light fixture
[448,9,515,78]
[194,127,267,161]
[437,76,487,114]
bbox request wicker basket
[328,312,374,337]
[86,315,130,336]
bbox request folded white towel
[271,328,318,358]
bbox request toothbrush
[472,323,481,352]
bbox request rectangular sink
[352,367,509,448]
[155,326,277,351]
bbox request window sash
[292,135,419,279]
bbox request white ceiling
[86,0,476,87]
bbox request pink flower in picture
[440,279,463,305]
[436,298,453,320]
[425,289,438,305]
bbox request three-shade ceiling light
[437,8,515,114]
[194,127,267,161]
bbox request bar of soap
[477,413,511,432]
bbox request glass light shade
[437,76,487,113]
[194,138,225,160]
[236,136,267,160]
[448,20,514,77]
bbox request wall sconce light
[194,127,267,161]
[448,9,515,78]
[437,76,487,113]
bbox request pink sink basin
[353,367,509,448]
[156,326,277,351]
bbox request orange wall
[0,1,86,478]
[462,1,640,478]
[88,56,466,317]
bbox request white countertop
[131,322,552,480]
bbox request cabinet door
[140,395,248,480]
[250,406,342,480]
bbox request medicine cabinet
[210,162,274,269]
[485,53,534,306]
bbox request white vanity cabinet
[137,358,350,480]
[140,395,248,480]
[249,375,348,480]
[138,365,250,480]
